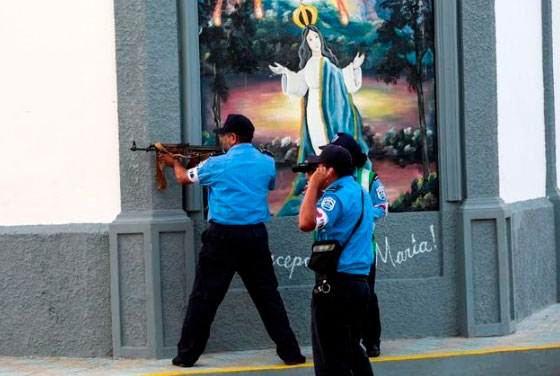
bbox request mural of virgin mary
[269,6,369,216]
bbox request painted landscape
[197,0,438,214]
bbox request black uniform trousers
[311,274,374,376]
[177,222,302,365]
[362,262,381,349]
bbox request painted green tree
[198,0,259,137]
[375,0,434,180]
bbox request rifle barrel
[130,141,221,153]
[130,141,156,152]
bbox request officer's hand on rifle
[160,153,179,167]
[131,141,221,190]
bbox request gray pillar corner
[110,211,194,359]
[457,198,515,337]
[109,0,195,359]
[456,0,515,337]
[542,0,560,302]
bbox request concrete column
[109,0,194,358]
[542,0,560,302]
[456,0,516,337]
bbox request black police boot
[283,354,306,365]
[365,344,381,358]
[172,355,194,368]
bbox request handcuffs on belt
[314,278,331,294]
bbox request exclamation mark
[430,224,437,249]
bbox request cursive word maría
[270,224,438,279]
[376,224,437,268]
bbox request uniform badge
[316,208,329,229]
[376,185,386,201]
[320,197,336,211]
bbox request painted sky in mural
[197,0,438,215]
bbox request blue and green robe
[277,56,370,216]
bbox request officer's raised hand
[308,165,334,191]
[299,145,352,232]
[299,165,334,231]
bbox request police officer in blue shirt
[326,133,388,358]
[161,114,305,368]
[299,144,375,376]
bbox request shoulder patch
[376,185,386,201]
[320,197,337,211]
[316,208,328,229]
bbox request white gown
[280,56,362,155]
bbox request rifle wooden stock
[131,141,222,190]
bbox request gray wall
[0,195,556,357]
[201,211,459,352]
[109,0,194,359]
[177,197,559,352]
[113,0,183,211]
[542,0,560,302]
[509,199,557,320]
[0,225,112,357]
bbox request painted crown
[293,4,318,28]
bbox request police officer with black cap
[299,144,375,376]
[161,114,305,368]
[324,133,388,358]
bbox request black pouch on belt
[308,191,364,274]
[308,240,343,274]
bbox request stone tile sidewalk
[1,304,560,376]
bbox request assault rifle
[131,141,222,190]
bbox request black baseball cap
[320,132,367,168]
[307,144,353,171]
[214,114,255,138]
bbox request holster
[308,240,343,274]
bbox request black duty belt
[209,221,264,229]
[317,272,368,282]
[314,272,368,295]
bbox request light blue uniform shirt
[356,168,388,262]
[315,176,374,275]
[187,143,275,225]
[356,168,388,226]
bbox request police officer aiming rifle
[160,114,305,368]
